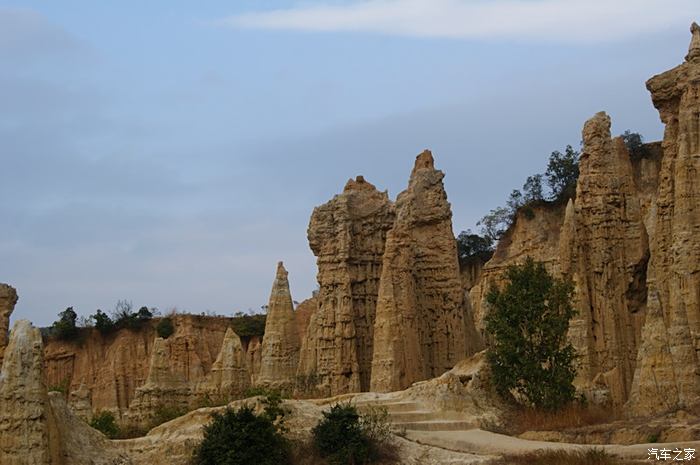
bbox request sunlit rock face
[0,320,59,465]
[299,175,395,396]
[258,262,301,390]
[628,22,700,415]
[0,283,18,365]
[371,150,481,393]
[559,112,648,406]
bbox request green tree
[545,145,579,201]
[621,130,646,160]
[523,174,544,203]
[52,307,79,340]
[136,306,153,321]
[90,411,120,439]
[91,309,114,334]
[193,405,289,465]
[156,317,175,339]
[312,404,371,465]
[456,230,494,265]
[477,206,512,243]
[485,257,577,411]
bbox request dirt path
[405,429,700,460]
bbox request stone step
[393,420,478,431]
[388,410,470,423]
[355,400,423,413]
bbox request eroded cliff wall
[300,176,395,396]
[628,23,700,415]
[43,314,251,416]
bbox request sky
[1,1,698,326]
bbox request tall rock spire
[371,150,481,392]
[198,327,251,398]
[628,23,700,414]
[0,284,18,365]
[258,262,301,390]
[299,176,395,396]
[686,22,700,63]
[560,112,648,406]
[0,320,60,465]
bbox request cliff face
[301,176,395,396]
[0,283,18,365]
[628,23,700,415]
[43,314,252,416]
[560,112,649,406]
[258,262,301,389]
[370,150,480,392]
[468,202,566,339]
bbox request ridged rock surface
[371,150,480,392]
[0,283,18,365]
[43,315,252,415]
[468,203,566,339]
[300,176,395,396]
[559,112,649,406]
[0,320,59,465]
[127,337,191,424]
[258,262,301,389]
[628,23,700,414]
[197,327,251,400]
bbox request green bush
[90,411,120,439]
[192,405,289,465]
[485,257,577,411]
[156,317,175,339]
[312,403,395,465]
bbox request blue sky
[1,1,698,326]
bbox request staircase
[354,399,477,432]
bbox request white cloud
[221,0,699,42]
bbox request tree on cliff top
[51,307,79,340]
[485,257,577,411]
[545,145,579,202]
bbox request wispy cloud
[222,0,699,42]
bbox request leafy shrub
[156,317,175,339]
[312,403,396,465]
[90,411,120,439]
[192,405,290,465]
[486,257,577,411]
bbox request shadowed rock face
[0,283,18,364]
[627,24,700,415]
[258,262,301,389]
[559,112,648,406]
[300,176,395,396]
[370,150,481,392]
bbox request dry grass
[490,449,642,465]
[288,439,399,465]
[510,404,620,434]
